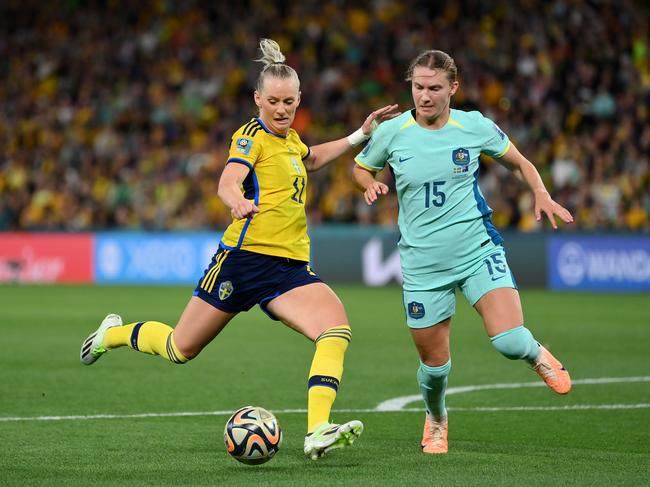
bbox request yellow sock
[104,321,188,364]
[307,325,351,433]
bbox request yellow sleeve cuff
[495,141,512,159]
[354,159,379,173]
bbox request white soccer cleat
[80,313,122,365]
[303,420,364,460]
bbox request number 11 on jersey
[292,176,306,204]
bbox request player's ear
[449,81,459,96]
[254,90,261,108]
[296,91,301,107]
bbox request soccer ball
[224,406,282,465]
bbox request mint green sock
[490,326,540,361]
[417,360,451,420]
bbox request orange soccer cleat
[421,411,448,454]
[531,345,572,395]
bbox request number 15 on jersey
[423,181,446,208]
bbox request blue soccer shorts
[193,247,322,320]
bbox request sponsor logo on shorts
[219,280,234,300]
[408,301,425,319]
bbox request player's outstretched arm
[304,104,399,172]
[498,144,574,229]
[352,165,389,205]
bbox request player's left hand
[362,104,400,135]
[534,190,574,229]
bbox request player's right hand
[364,182,389,205]
[230,199,259,219]
[362,104,400,135]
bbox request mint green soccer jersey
[355,109,511,290]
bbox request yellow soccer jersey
[220,117,312,262]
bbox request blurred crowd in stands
[1,0,648,232]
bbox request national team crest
[218,281,234,300]
[407,301,425,319]
[452,148,470,176]
[452,148,470,166]
[236,137,253,155]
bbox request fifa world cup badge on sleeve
[236,137,253,155]
[408,301,425,319]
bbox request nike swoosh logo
[399,156,414,163]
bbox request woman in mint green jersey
[353,49,573,454]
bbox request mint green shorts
[403,246,517,328]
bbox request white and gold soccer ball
[224,406,282,465]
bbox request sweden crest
[219,281,234,300]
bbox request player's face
[411,66,458,124]
[254,76,301,135]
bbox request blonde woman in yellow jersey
[80,38,398,460]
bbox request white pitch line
[375,376,650,411]
[2,404,650,423]
[381,404,650,412]
[1,376,649,423]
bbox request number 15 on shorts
[484,253,507,281]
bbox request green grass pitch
[1,284,648,486]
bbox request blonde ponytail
[254,38,300,92]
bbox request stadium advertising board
[94,232,221,284]
[549,236,650,291]
[309,226,403,285]
[0,233,93,283]
[3,231,646,289]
